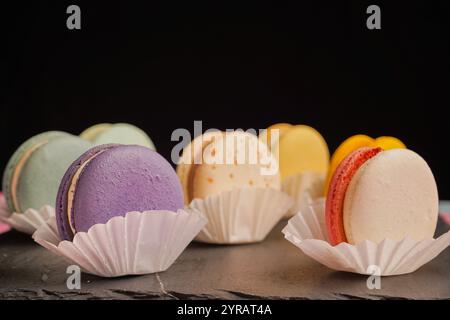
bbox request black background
[2,1,450,197]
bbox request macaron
[324,135,375,194]
[372,136,406,150]
[2,132,91,213]
[273,125,329,181]
[259,123,293,151]
[79,123,113,141]
[326,147,439,245]
[80,123,156,150]
[177,131,281,203]
[324,135,406,194]
[56,144,184,241]
[176,130,223,204]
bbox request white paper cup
[0,195,54,235]
[281,172,325,219]
[282,199,450,276]
[189,187,293,244]
[33,209,207,277]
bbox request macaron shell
[14,136,91,213]
[325,147,382,245]
[258,123,292,150]
[324,134,374,194]
[79,123,112,141]
[2,131,72,212]
[176,131,223,204]
[371,136,406,150]
[277,125,329,180]
[191,132,280,200]
[343,149,439,244]
[69,145,183,237]
[56,144,119,240]
[91,123,156,150]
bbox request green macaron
[80,123,156,150]
[2,131,91,213]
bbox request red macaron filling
[325,147,382,245]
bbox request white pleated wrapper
[32,209,207,277]
[281,172,325,219]
[0,195,54,235]
[189,187,293,244]
[282,199,450,276]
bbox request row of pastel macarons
[1,122,447,277]
[1,121,406,223]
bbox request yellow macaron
[263,124,329,181]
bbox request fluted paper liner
[33,209,207,277]
[282,199,450,276]
[0,194,11,234]
[189,187,293,244]
[0,198,55,235]
[281,172,325,219]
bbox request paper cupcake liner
[0,195,11,234]
[189,187,293,244]
[282,199,450,276]
[0,220,10,234]
[0,203,55,235]
[281,172,325,219]
[33,209,207,277]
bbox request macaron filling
[10,140,48,212]
[66,149,107,234]
[325,147,382,245]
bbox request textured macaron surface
[277,125,329,180]
[79,123,112,141]
[176,131,223,204]
[190,131,281,201]
[325,147,382,245]
[2,132,91,213]
[343,149,438,244]
[57,145,183,240]
[324,134,374,194]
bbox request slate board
[0,203,449,300]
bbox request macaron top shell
[84,123,156,150]
[176,131,223,204]
[344,149,438,244]
[56,144,183,240]
[372,136,406,150]
[258,123,293,151]
[79,123,112,141]
[187,131,281,202]
[276,125,329,180]
[2,131,91,213]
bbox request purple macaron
[56,144,184,241]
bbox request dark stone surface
[1,208,449,300]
